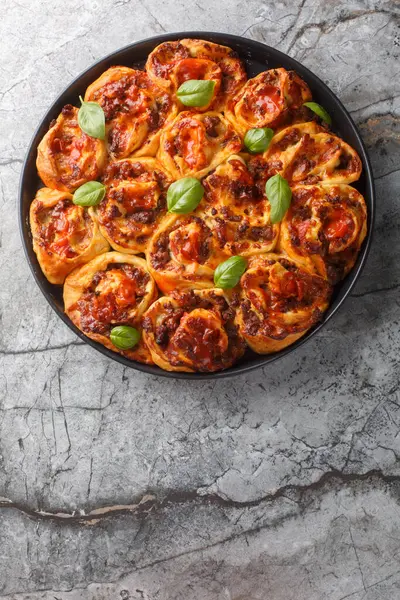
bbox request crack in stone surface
[1,469,400,524]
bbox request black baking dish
[19,31,375,379]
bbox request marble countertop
[0,0,399,598]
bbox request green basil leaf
[78,95,106,139]
[244,127,274,153]
[73,181,106,207]
[110,326,140,350]
[177,80,216,107]
[214,256,247,289]
[167,177,204,214]
[265,174,292,224]
[303,101,332,125]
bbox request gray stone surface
[0,0,399,597]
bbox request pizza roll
[146,213,229,294]
[249,122,362,188]
[142,288,245,372]
[64,253,157,364]
[89,158,172,254]
[157,111,242,179]
[84,67,177,159]
[225,68,312,135]
[279,184,367,284]
[235,254,332,354]
[198,155,279,256]
[146,38,246,111]
[37,105,107,192]
[30,188,109,284]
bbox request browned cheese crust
[248,122,362,187]
[37,105,107,192]
[197,155,280,256]
[142,288,245,372]
[146,213,230,294]
[235,253,332,353]
[64,252,157,364]
[30,187,109,284]
[90,157,172,254]
[157,111,242,179]
[146,38,247,112]
[225,68,312,135]
[278,184,367,284]
[84,66,178,159]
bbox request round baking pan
[19,31,375,379]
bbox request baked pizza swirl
[225,68,312,135]
[84,66,177,159]
[279,184,367,284]
[145,38,247,112]
[30,188,109,284]
[64,253,157,363]
[235,254,332,353]
[37,105,107,192]
[147,214,229,294]
[157,111,242,179]
[249,122,362,187]
[90,158,172,254]
[142,288,245,372]
[198,155,279,256]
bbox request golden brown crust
[36,105,107,192]
[197,155,280,256]
[248,122,362,186]
[64,252,157,364]
[146,38,247,112]
[142,288,245,372]
[84,66,178,159]
[157,111,242,179]
[225,68,312,136]
[235,253,332,353]
[146,213,229,294]
[30,187,109,284]
[278,184,367,283]
[89,157,172,254]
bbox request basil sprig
[73,181,106,207]
[167,177,204,214]
[177,80,216,107]
[244,127,274,153]
[214,256,247,289]
[78,95,106,139]
[110,326,140,350]
[265,174,292,224]
[303,101,332,125]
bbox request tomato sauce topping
[169,220,210,264]
[39,200,90,258]
[174,58,221,86]
[324,208,354,241]
[108,182,159,213]
[174,119,207,169]
[168,309,228,371]
[77,264,149,334]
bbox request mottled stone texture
[0,0,399,598]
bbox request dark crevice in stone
[0,158,23,166]
[0,341,85,356]
[350,283,400,298]
[287,8,396,55]
[1,469,399,525]
[375,167,400,180]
